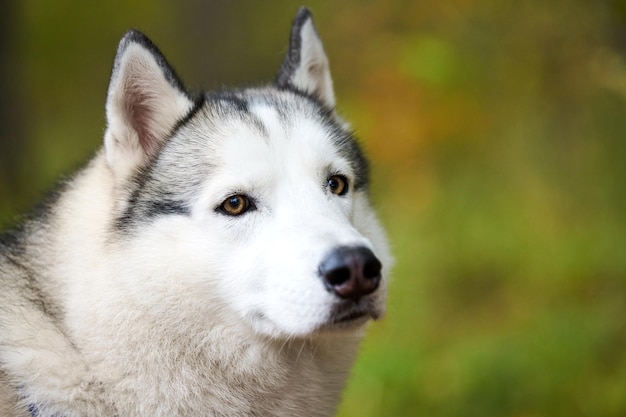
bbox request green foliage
[401,36,459,87]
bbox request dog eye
[328,175,349,196]
[218,195,254,216]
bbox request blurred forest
[1,0,625,416]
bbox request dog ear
[276,7,335,109]
[104,30,194,179]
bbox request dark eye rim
[327,174,350,196]
[216,194,256,216]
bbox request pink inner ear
[124,83,160,157]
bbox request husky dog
[0,7,391,417]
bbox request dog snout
[319,246,382,299]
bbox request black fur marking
[114,167,170,231]
[333,131,370,191]
[277,83,333,114]
[319,116,370,191]
[204,90,269,140]
[114,162,152,231]
[114,173,193,231]
[115,29,189,99]
[144,199,189,218]
[170,92,206,138]
[1,255,63,320]
[276,7,312,90]
[207,90,250,114]
[0,225,27,258]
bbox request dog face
[176,94,390,337]
[104,9,390,338]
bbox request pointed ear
[104,30,194,179]
[276,7,335,109]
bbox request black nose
[319,246,382,300]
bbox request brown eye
[328,175,349,196]
[219,195,253,216]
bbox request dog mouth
[328,299,380,327]
[333,310,368,324]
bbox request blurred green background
[1,1,625,416]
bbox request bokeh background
[1,1,625,415]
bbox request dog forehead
[252,101,336,149]
[168,90,369,191]
[215,102,344,173]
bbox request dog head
[103,8,391,339]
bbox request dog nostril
[319,246,382,300]
[324,266,352,287]
[363,257,382,280]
